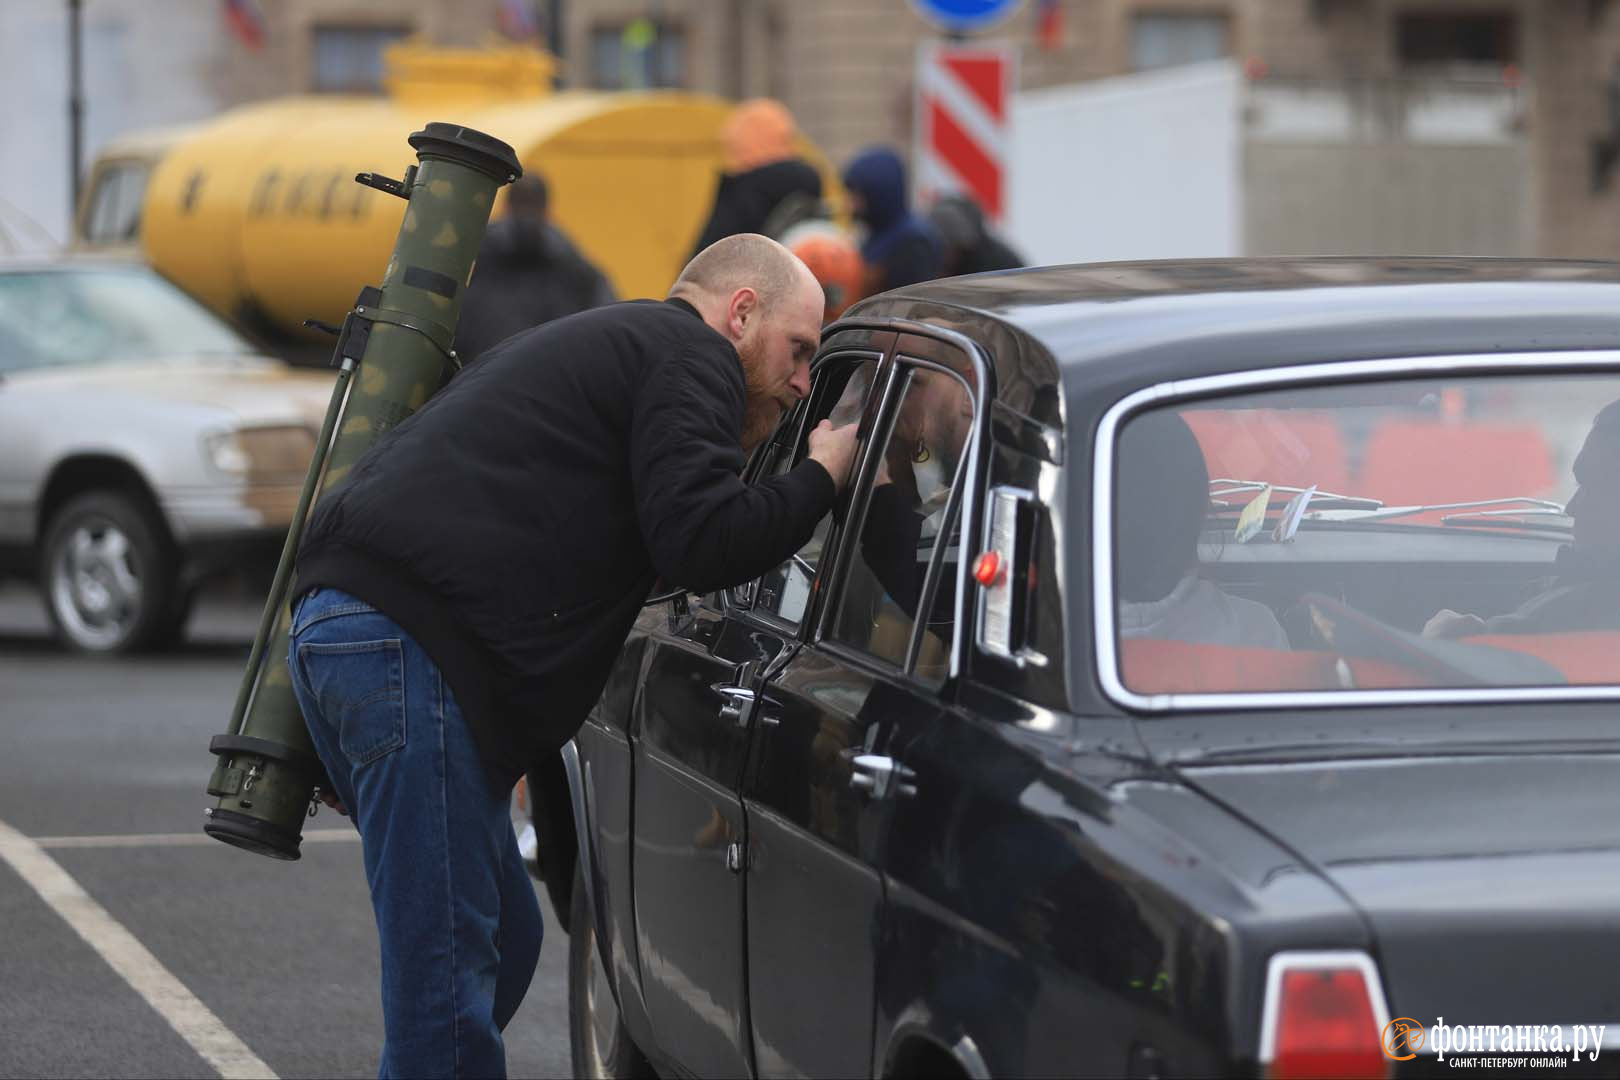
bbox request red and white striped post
[914,42,1017,226]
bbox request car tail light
[1261,952,1392,1079]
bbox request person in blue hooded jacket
[841,146,944,296]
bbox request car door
[742,332,984,1078]
[630,589,783,1076]
[628,335,890,1077]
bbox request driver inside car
[858,364,973,621]
[1424,399,1620,638]
[1116,410,1290,649]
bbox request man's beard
[737,336,785,451]
[740,389,783,451]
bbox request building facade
[550,0,1620,261]
[11,0,1620,259]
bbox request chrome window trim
[896,358,974,678]
[975,485,1039,664]
[815,317,995,687]
[735,348,884,622]
[808,357,905,646]
[1093,350,1620,711]
[1257,950,1392,1067]
[816,358,971,679]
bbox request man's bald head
[670,234,824,450]
[670,233,820,313]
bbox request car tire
[569,861,654,1080]
[40,491,183,654]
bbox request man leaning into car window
[1425,399,1620,639]
[1116,411,1290,649]
[282,235,859,1080]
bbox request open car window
[827,358,975,685]
[746,355,881,627]
[1108,372,1620,695]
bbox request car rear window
[0,268,253,373]
[1107,371,1620,696]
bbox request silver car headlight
[203,426,316,483]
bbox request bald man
[286,234,856,1078]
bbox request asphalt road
[0,583,572,1079]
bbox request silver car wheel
[569,860,653,1079]
[49,517,143,650]
[583,919,618,1073]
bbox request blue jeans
[288,587,542,1079]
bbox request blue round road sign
[907,0,1023,34]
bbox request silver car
[0,258,333,653]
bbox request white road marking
[34,829,359,849]
[0,816,279,1080]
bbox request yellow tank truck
[73,42,840,348]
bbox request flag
[497,0,542,41]
[222,0,265,51]
[1037,0,1064,52]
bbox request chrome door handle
[712,683,783,728]
[848,754,917,800]
[712,684,755,727]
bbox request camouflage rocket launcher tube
[204,124,521,860]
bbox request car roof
[843,257,1620,431]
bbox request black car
[533,258,1620,1079]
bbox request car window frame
[808,324,992,689]
[1094,350,1620,712]
[726,345,894,630]
[814,358,975,682]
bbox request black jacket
[453,217,616,363]
[946,234,1024,278]
[690,159,824,258]
[296,299,836,783]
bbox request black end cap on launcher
[408,123,522,184]
[203,808,304,861]
[205,733,322,860]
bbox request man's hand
[1423,608,1487,639]
[317,787,349,816]
[807,419,859,493]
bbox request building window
[1131,11,1232,72]
[1396,12,1518,69]
[589,19,685,90]
[311,24,412,93]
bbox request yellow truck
[73,42,838,348]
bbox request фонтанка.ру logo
[1381,1017,1609,1068]
[1383,1018,1425,1061]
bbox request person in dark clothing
[285,233,858,1078]
[857,364,974,634]
[690,98,825,257]
[1115,410,1288,649]
[453,173,615,363]
[927,193,1025,277]
[1425,398,1620,638]
[841,145,943,295]
[692,159,824,254]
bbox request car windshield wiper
[1207,478,1381,511]
[1439,504,1569,526]
[1205,483,1571,535]
[1305,496,1568,526]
